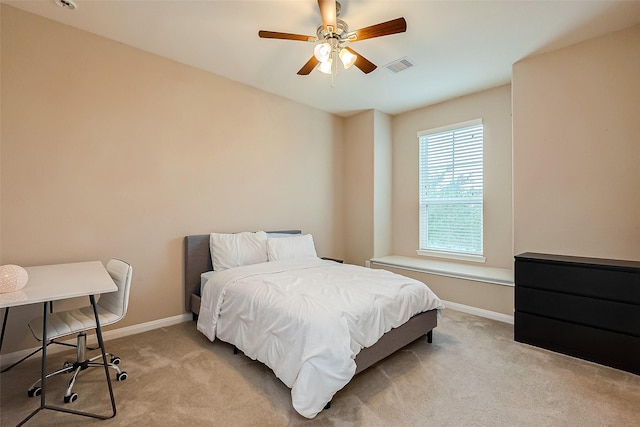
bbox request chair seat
[28,306,121,342]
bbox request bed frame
[184,233,437,375]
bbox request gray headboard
[183,230,301,312]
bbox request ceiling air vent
[55,0,78,10]
[385,57,415,74]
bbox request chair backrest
[97,259,133,321]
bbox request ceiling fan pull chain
[331,51,336,87]
[331,66,335,87]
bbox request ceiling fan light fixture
[318,58,333,74]
[339,48,357,69]
[314,42,332,62]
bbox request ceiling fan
[258,0,407,76]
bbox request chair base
[27,331,128,402]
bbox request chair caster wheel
[110,356,121,365]
[64,392,78,403]
[27,387,41,397]
[116,371,128,381]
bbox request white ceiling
[6,0,640,117]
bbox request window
[418,119,484,260]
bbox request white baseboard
[99,313,193,341]
[442,300,514,324]
[0,313,192,370]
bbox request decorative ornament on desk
[0,264,29,293]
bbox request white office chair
[26,259,133,403]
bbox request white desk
[0,261,118,425]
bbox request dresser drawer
[516,287,640,337]
[515,259,640,304]
[515,312,640,375]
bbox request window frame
[417,118,485,263]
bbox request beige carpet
[1,309,639,426]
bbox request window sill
[416,249,486,263]
[369,255,514,287]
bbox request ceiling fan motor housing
[316,19,352,41]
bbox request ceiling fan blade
[317,0,337,32]
[343,47,377,74]
[350,17,407,42]
[258,30,317,42]
[297,56,320,75]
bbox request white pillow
[210,231,268,271]
[267,232,299,239]
[267,234,317,261]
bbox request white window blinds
[418,119,483,256]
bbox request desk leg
[0,307,9,352]
[89,294,117,417]
[41,303,48,409]
[16,302,49,426]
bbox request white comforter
[197,258,443,418]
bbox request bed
[184,231,443,418]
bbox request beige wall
[342,110,392,266]
[0,4,3,263]
[513,24,640,260]
[0,6,344,354]
[373,111,392,258]
[343,110,374,265]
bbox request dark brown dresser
[514,252,640,375]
